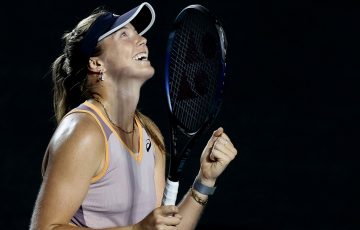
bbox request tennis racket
[162,4,228,205]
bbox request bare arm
[153,127,237,230]
[30,113,181,230]
[30,113,113,230]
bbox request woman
[30,2,237,230]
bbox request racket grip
[162,178,179,205]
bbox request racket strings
[169,11,222,132]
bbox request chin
[127,61,155,81]
[141,65,155,80]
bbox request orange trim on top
[66,109,110,183]
[83,101,144,163]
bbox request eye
[120,31,128,37]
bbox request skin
[30,23,237,230]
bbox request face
[98,23,154,81]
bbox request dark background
[1,0,360,229]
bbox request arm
[30,113,107,230]
[153,127,237,230]
[177,127,237,230]
[30,113,181,230]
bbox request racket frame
[162,4,227,205]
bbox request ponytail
[52,54,69,122]
[43,10,106,176]
[52,10,106,124]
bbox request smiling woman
[96,23,154,83]
[29,2,238,230]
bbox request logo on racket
[177,32,211,101]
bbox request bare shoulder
[46,112,105,176]
[50,112,104,150]
[32,113,106,228]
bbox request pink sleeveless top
[69,101,156,228]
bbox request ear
[88,57,104,73]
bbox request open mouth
[132,52,148,61]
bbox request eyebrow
[119,25,137,32]
[118,26,128,31]
[121,25,135,30]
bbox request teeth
[133,52,148,61]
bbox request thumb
[208,127,223,145]
[213,127,224,137]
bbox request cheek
[116,45,133,61]
[101,40,135,69]
[106,48,130,65]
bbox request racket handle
[162,178,179,205]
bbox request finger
[213,141,238,160]
[160,205,179,216]
[218,133,235,148]
[209,148,233,164]
[210,139,221,161]
[174,213,182,220]
[213,137,235,158]
[214,137,237,155]
[214,136,233,150]
[162,215,182,226]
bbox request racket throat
[168,157,182,182]
[167,158,183,182]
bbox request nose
[137,35,147,46]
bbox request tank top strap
[74,101,112,140]
[62,101,111,184]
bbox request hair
[42,9,165,176]
[52,9,105,122]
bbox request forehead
[119,23,136,31]
[99,23,137,44]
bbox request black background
[1,0,360,229]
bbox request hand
[198,127,238,187]
[135,205,182,230]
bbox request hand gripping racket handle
[162,178,179,205]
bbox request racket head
[165,4,228,136]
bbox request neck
[94,79,142,132]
